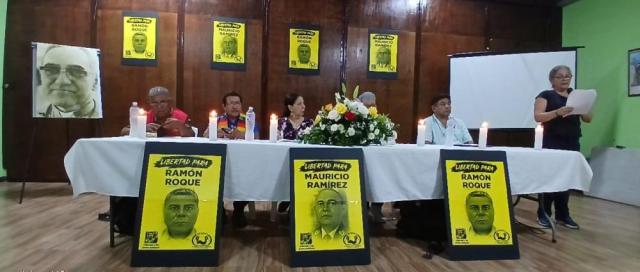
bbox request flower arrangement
[299,83,398,146]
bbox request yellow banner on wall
[289,27,320,73]
[212,19,246,65]
[445,160,513,246]
[368,32,398,73]
[293,160,365,252]
[137,154,222,251]
[122,11,158,63]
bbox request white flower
[358,104,369,115]
[368,133,375,140]
[347,127,355,136]
[392,131,398,140]
[320,124,326,130]
[374,129,379,135]
[327,110,340,121]
[346,100,359,111]
[303,127,311,134]
[338,124,345,132]
[369,124,375,131]
[330,124,339,132]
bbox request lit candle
[416,119,426,146]
[478,121,488,149]
[209,110,218,141]
[534,123,543,150]
[136,109,147,139]
[269,113,278,143]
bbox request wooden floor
[1,182,639,272]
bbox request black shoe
[277,202,290,213]
[98,212,111,222]
[232,210,248,229]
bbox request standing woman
[534,65,592,229]
[277,93,313,212]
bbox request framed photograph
[629,48,640,97]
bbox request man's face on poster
[222,36,237,56]
[376,47,391,65]
[164,191,199,238]
[39,46,93,112]
[466,193,494,234]
[133,33,147,54]
[297,44,311,64]
[314,189,346,231]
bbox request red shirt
[146,108,189,137]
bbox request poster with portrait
[211,17,246,71]
[131,142,226,267]
[289,148,370,267]
[440,149,519,261]
[628,48,640,96]
[288,25,320,75]
[32,42,103,119]
[367,29,398,80]
[122,11,158,66]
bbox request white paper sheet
[566,89,596,115]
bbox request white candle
[269,114,278,143]
[478,121,488,149]
[534,123,543,150]
[209,110,218,141]
[416,119,426,146]
[136,109,147,139]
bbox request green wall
[564,0,640,156]
[0,0,6,177]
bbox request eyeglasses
[554,75,573,80]
[315,200,344,209]
[150,99,172,105]
[39,64,88,79]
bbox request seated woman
[277,93,313,212]
[278,93,313,140]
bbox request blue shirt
[424,115,473,145]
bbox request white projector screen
[449,50,577,129]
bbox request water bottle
[129,102,139,137]
[245,106,255,140]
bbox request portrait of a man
[132,32,148,54]
[375,46,391,67]
[33,43,102,118]
[222,35,238,58]
[312,188,347,240]
[629,50,640,96]
[297,44,311,65]
[465,191,495,236]
[162,188,199,240]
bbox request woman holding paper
[277,93,313,213]
[533,65,592,230]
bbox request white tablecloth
[64,137,593,202]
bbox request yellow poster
[368,33,398,73]
[445,161,513,246]
[293,160,365,251]
[137,155,221,251]
[212,19,246,64]
[289,28,320,70]
[123,13,157,60]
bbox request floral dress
[278,117,313,140]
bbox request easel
[19,118,103,204]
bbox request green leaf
[353,85,360,100]
[341,82,347,95]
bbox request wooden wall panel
[97,0,179,137]
[183,0,263,133]
[346,0,418,143]
[265,0,343,132]
[3,0,92,182]
[3,0,563,182]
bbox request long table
[64,137,593,202]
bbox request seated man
[424,94,473,145]
[121,86,194,137]
[111,87,194,235]
[204,91,259,228]
[357,91,385,224]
